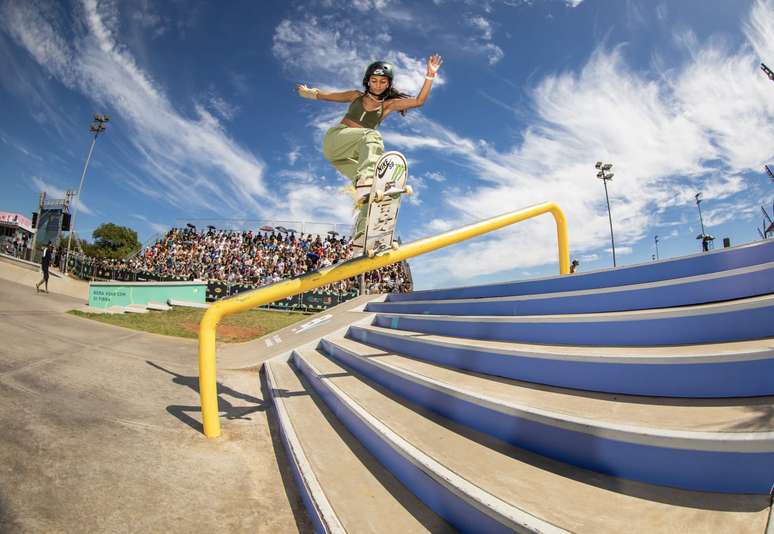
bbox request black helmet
[362,61,394,87]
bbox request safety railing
[199,202,570,437]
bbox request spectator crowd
[69,227,412,297]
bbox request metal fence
[63,253,363,312]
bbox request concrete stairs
[265,239,774,533]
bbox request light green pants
[323,124,384,186]
[322,124,384,241]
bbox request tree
[89,223,141,259]
[56,233,91,254]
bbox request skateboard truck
[373,185,413,203]
[366,240,400,258]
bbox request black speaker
[723,237,731,248]
[61,212,72,231]
[31,212,38,229]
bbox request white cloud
[469,16,494,41]
[207,94,238,121]
[131,213,168,235]
[464,14,503,64]
[1,0,269,216]
[424,171,446,182]
[30,175,95,216]
[287,145,301,166]
[273,16,444,96]
[266,182,355,226]
[391,1,774,287]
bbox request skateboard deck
[357,151,410,257]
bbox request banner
[34,208,62,248]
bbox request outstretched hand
[296,83,319,100]
[427,53,443,76]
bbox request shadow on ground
[147,361,268,434]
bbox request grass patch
[69,307,310,343]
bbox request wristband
[425,75,435,80]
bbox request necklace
[366,91,385,103]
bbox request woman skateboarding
[296,54,443,249]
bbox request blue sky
[2,0,774,289]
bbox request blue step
[372,295,774,346]
[347,325,774,397]
[368,263,774,316]
[317,337,774,494]
[387,239,774,302]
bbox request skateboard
[353,151,412,258]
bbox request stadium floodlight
[65,113,109,273]
[694,192,712,251]
[595,161,616,267]
[761,62,774,82]
[766,165,774,182]
[654,235,659,260]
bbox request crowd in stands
[69,227,412,296]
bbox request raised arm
[296,84,361,103]
[384,53,443,114]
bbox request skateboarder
[296,54,443,247]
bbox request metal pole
[65,133,98,273]
[654,235,659,260]
[697,201,706,237]
[603,179,616,267]
[199,201,571,438]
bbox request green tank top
[343,94,383,129]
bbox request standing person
[296,54,443,252]
[35,242,53,293]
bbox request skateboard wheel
[367,250,376,258]
[374,191,384,202]
[391,241,399,250]
[404,185,413,196]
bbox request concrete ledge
[76,305,123,315]
[264,355,344,534]
[146,301,172,311]
[167,299,209,309]
[124,305,148,314]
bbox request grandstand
[64,225,412,310]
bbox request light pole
[65,114,109,273]
[695,192,706,236]
[654,235,659,260]
[595,161,616,267]
[694,192,714,252]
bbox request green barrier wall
[89,281,207,308]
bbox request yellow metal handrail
[199,201,569,437]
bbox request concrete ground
[0,254,90,301]
[0,275,316,533]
